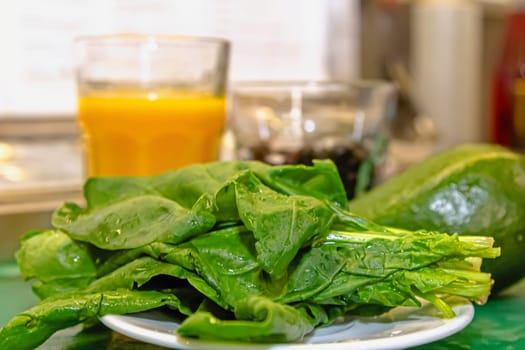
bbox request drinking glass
[75,34,230,177]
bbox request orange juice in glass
[75,34,230,177]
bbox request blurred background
[0,0,522,259]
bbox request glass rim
[74,33,230,48]
[230,79,396,94]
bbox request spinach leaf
[177,296,317,342]
[83,160,346,211]
[16,230,97,299]
[253,159,348,209]
[84,161,263,209]
[83,176,159,209]
[0,289,185,350]
[234,171,334,279]
[85,257,192,296]
[278,245,346,303]
[151,161,269,209]
[52,195,216,249]
[178,226,270,308]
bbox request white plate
[100,297,473,350]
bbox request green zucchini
[349,143,525,293]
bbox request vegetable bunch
[0,161,499,349]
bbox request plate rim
[100,298,474,350]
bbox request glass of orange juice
[74,34,230,177]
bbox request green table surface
[1,262,524,350]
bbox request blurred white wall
[0,0,360,117]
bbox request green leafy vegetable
[52,195,216,249]
[177,296,319,342]
[0,289,186,350]
[0,160,499,349]
[16,230,97,299]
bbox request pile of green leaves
[0,160,499,349]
